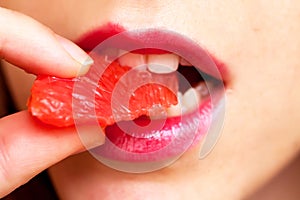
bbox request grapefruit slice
[28,55,178,127]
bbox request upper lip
[75,23,229,83]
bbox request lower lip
[91,96,217,162]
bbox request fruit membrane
[28,54,178,127]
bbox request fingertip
[76,56,94,76]
[0,7,94,78]
[55,34,94,76]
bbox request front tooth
[167,92,183,117]
[182,88,201,113]
[179,57,193,66]
[118,50,146,68]
[148,54,179,74]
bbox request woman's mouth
[101,51,221,152]
[47,24,228,172]
[76,24,228,172]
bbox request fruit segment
[28,55,178,127]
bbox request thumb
[0,111,104,198]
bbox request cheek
[217,0,300,148]
[223,24,300,165]
[187,2,300,196]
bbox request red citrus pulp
[28,55,178,127]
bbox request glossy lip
[94,98,214,162]
[76,23,229,81]
[75,23,227,163]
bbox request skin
[0,0,300,199]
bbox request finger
[0,7,93,77]
[0,111,104,197]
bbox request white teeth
[147,54,179,74]
[167,92,183,117]
[179,57,193,66]
[115,51,210,117]
[118,50,146,68]
[194,82,210,98]
[182,87,201,113]
[167,87,204,117]
[167,82,209,117]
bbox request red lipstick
[76,23,125,51]
[76,23,228,81]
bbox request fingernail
[55,34,94,76]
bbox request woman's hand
[0,7,94,77]
[0,7,104,197]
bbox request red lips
[76,23,228,81]
[74,23,226,163]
